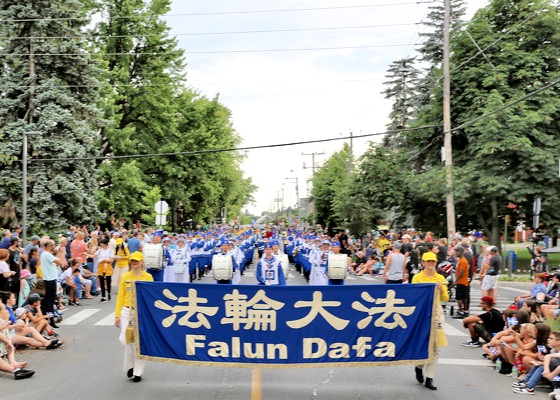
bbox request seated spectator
[0,299,36,379]
[515,273,548,309]
[517,323,551,380]
[23,293,57,338]
[350,252,367,274]
[513,329,560,396]
[0,291,61,349]
[405,250,421,282]
[482,308,519,361]
[59,259,93,306]
[501,323,538,376]
[521,300,545,323]
[77,258,99,295]
[355,255,378,276]
[462,296,504,347]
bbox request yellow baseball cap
[421,252,438,262]
[130,251,144,261]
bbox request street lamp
[22,131,42,246]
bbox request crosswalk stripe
[94,312,116,326]
[59,309,101,326]
[443,322,468,337]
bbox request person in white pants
[114,251,154,382]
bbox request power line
[0,43,423,57]
[26,125,441,163]
[407,75,560,162]
[2,2,436,23]
[0,23,419,41]
[1,76,387,90]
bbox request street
[2,268,537,400]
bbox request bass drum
[212,254,233,280]
[143,243,163,270]
[327,253,348,280]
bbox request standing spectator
[95,238,114,303]
[70,232,88,260]
[39,239,63,323]
[401,234,413,257]
[127,232,142,254]
[22,235,40,266]
[405,249,421,283]
[480,246,502,301]
[382,242,405,284]
[338,229,349,255]
[436,238,447,266]
[0,249,16,292]
[453,246,470,318]
[533,241,549,273]
[7,237,23,295]
[0,229,11,249]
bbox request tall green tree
[0,0,104,232]
[448,0,560,243]
[382,57,419,148]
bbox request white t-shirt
[0,260,10,274]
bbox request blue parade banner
[133,282,437,367]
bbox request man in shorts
[461,296,503,347]
[479,245,501,301]
[452,246,470,318]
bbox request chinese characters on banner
[134,282,436,367]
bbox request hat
[30,235,41,241]
[537,241,546,248]
[322,240,331,246]
[486,245,497,253]
[264,242,273,249]
[163,237,171,242]
[19,269,31,279]
[421,252,438,262]
[28,293,42,303]
[481,296,494,305]
[402,234,412,239]
[332,241,341,247]
[116,238,123,245]
[473,231,483,238]
[130,251,144,261]
[454,245,465,253]
[15,308,26,318]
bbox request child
[0,249,16,293]
[18,269,31,308]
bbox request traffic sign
[155,200,169,215]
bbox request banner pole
[251,367,262,400]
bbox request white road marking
[443,322,468,337]
[94,311,116,326]
[59,309,101,326]
[439,358,492,366]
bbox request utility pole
[443,0,456,240]
[348,131,353,178]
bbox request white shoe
[550,389,560,399]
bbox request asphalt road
[2,265,539,400]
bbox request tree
[382,57,419,148]
[311,144,353,230]
[448,0,560,243]
[0,0,104,232]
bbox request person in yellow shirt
[375,233,392,258]
[111,238,130,291]
[412,251,449,391]
[114,251,153,383]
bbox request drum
[279,254,289,280]
[143,243,163,270]
[327,254,348,280]
[212,254,233,280]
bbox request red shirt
[70,239,88,260]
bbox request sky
[165,0,490,216]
